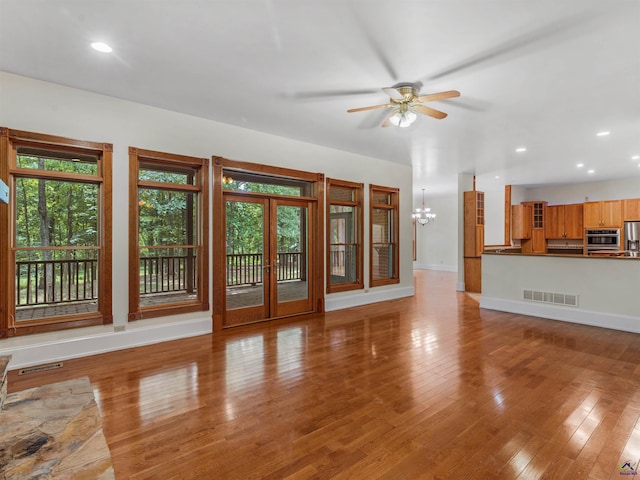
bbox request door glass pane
[276,205,308,303]
[226,200,265,309]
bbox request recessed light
[495,175,500,179]
[632,155,640,160]
[596,131,610,137]
[515,147,527,153]
[91,42,112,53]
[587,169,595,174]
[576,163,584,168]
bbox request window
[326,178,363,293]
[0,128,112,337]
[369,184,399,287]
[128,147,209,319]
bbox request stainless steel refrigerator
[624,221,640,256]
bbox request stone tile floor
[0,376,114,479]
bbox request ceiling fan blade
[382,87,405,100]
[416,90,461,103]
[347,103,393,113]
[290,88,380,99]
[412,104,448,120]
[424,10,599,81]
[347,3,398,82]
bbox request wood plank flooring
[9,269,640,479]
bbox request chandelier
[412,188,436,225]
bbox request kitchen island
[480,252,640,333]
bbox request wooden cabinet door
[545,205,564,238]
[601,200,622,227]
[624,198,640,221]
[475,225,485,257]
[530,229,546,253]
[464,191,485,257]
[583,202,602,228]
[563,204,584,238]
[511,204,532,239]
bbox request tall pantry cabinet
[464,190,484,293]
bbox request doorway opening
[213,159,324,329]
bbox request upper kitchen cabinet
[623,198,640,221]
[583,200,622,228]
[546,204,583,239]
[511,203,532,239]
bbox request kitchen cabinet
[521,201,546,253]
[584,200,622,228]
[511,204,531,239]
[464,190,484,293]
[545,203,583,239]
[464,191,485,258]
[623,198,640,221]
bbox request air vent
[18,362,63,375]
[523,290,578,307]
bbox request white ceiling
[1,0,639,202]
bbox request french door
[224,194,314,327]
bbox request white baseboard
[480,296,640,334]
[326,286,415,312]
[413,263,458,272]
[1,317,212,370]
[456,282,465,291]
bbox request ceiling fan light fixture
[91,41,113,53]
[389,108,417,128]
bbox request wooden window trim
[369,184,400,288]
[326,178,364,294]
[128,147,209,321]
[0,127,112,338]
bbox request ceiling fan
[347,83,460,128]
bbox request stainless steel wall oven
[585,229,620,253]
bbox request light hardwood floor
[9,269,640,479]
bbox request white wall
[476,180,505,246]
[481,253,640,333]
[413,193,458,272]
[521,177,640,205]
[0,71,414,367]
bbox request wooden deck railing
[16,259,98,306]
[140,255,197,295]
[225,252,303,286]
[16,252,304,307]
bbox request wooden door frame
[212,156,324,331]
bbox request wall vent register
[523,290,578,307]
